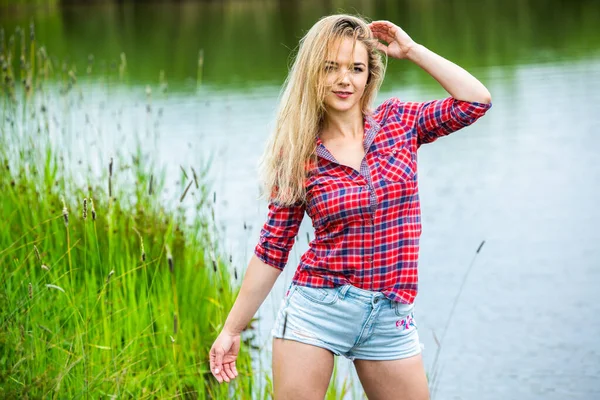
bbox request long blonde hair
[257,14,386,206]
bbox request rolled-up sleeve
[414,97,491,145]
[254,199,305,271]
[389,97,491,146]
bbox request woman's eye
[324,65,335,72]
[354,67,364,73]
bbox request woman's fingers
[375,41,388,54]
[369,21,395,34]
[369,25,397,44]
[220,370,230,383]
[223,363,237,380]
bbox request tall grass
[0,23,266,399]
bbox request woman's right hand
[209,329,241,383]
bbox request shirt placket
[316,116,381,290]
[361,116,380,290]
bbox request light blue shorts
[271,283,421,361]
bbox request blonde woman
[209,14,491,399]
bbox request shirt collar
[316,113,381,155]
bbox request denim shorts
[271,282,421,361]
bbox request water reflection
[1,0,600,89]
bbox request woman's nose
[337,69,351,85]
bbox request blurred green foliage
[1,0,599,90]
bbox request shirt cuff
[254,244,286,271]
[452,99,492,126]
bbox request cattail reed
[61,196,69,226]
[34,245,41,261]
[179,165,188,180]
[179,180,193,203]
[39,325,52,335]
[106,269,115,285]
[173,314,178,335]
[90,197,96,221]
[234,267,238,280]
[210,250,217,272]
[477,240,485,253]
[133,227,145,262]
[108,158,113,198]
[82,197,88,220]
[191,167,199,189]
[28,283,32,299]
[166,245,173,272]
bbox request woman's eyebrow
[324,61,367,67]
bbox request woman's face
[322,37,370,115]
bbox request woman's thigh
[353,353,429,400]
[272,337,335,400]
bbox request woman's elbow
[478,88,492,105]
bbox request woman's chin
[324,101,358,114]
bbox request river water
[2,1,599,398]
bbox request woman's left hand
[368,20,417,60]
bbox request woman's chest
[306,139,419,228]
[319,137,366,173]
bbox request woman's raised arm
[369,20,492,104]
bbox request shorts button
[373,298,379,304]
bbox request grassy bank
[0,23,264,399]
[0,114,265,399]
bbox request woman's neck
[321,106,364,142]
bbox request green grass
[0,116,260,398]
[0,24,261,399]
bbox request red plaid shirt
[255,97,492,304]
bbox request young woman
[209,14,491,399]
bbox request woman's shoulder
[370,97,403,125]
[370,97,426,125]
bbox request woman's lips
[333,91,352,99]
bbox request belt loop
[338,284,350,300]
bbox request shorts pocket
[393,301,415,318]
[378,145,416,183]
[293,284,339,306]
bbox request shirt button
[392,149,397,154]
[365,257,372,262]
